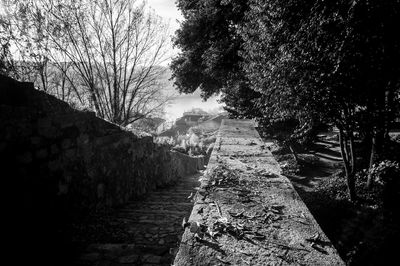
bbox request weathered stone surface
[16,152,32,164]
[174,119,345,266]
[80,252,101,262]
[118,254,139,264]
[1,76,207,265]
[1,76,206,214]
[143,254,162,264]
[73,173,201,266]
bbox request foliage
[171,0,262,120]
[240,0,400,200]
[173,0,400,201]
[303,169,400,266]
[368,160,400,185]
[172,0,247,97]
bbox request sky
[148,0,183,33]
[148,0,183,62]
[148,0,224,121]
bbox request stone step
[118,209,189,216]
[171,182,199,187]
[125,201,194,208]
[78,244,173,265]
[123,224,181,235]
[155,182,198,190]
[147,191,195,197]
[121,206,191,214]
[150,190,194,196]
[144,195,193,202]
[114,212,186,222]
[114,217,183,225]
[73,173,202,266]
[153,190,195,196]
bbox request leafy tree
[172,0,319,148]
[171,0,261,119]
[173,0,400,201]
[240,0,400,200]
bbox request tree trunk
[288,143,299,163]
[367,134,377,189]
[89,82,102,118]
[348,132,357,200]
[346,171,357,202]
[384,88,394,141]
[367,129,385,189]
[338,128,357,202]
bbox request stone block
[48,160,61,171]
[77,134,90,145]
[37,118,57,138]
[143,255,162,264]
[118,254,139,264]
[17,152,32,164]
[0,142,6,152]
[58,181,69,195]
[50,144,59,155]
[65,148,77,159]
[61,138,73,149]
[30,136,41,145]
[79,252,101,262]
[97,183,105,199]
[62,125,80,138]
[35,148,48,159]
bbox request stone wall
[174,119,344,265]
[1,75,204,259]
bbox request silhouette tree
[173,0,400,201]
[240,0,400,200]
[171,0,261,119]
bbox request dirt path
[285,136,343,192]
[74,173,201,266]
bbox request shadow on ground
[69,172,201,266]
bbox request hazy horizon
[164,89,224,121]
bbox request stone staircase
[74,173,201,266]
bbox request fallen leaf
[190,221,200,233]
[311,243,327,254]
[216,255,230,264]
[182,217,189,229]
[306,233,320,243]
[218,217,229,224]
[229,210,245,218]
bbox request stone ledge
[174,119,344,266]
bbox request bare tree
[42,0,172,125]
[2,0,87,106]
[1,0,172,126]
[1,0,53,90]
